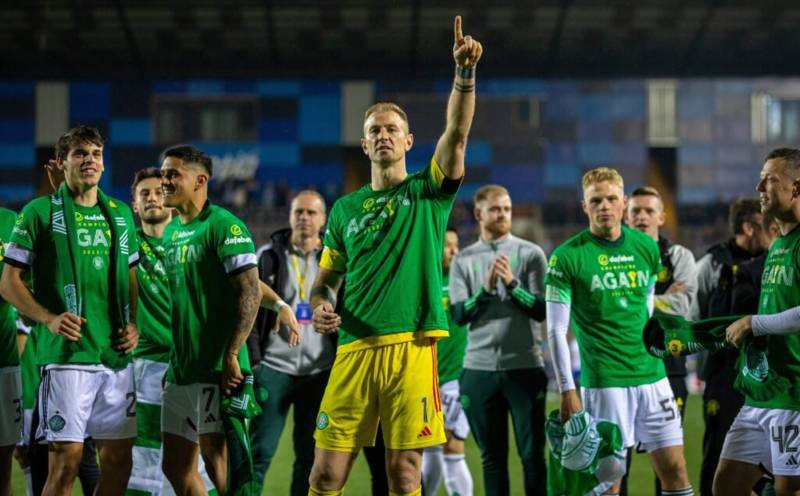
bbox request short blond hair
[582,167,624,191]
[474,184,510,205]
[364,102,409,132]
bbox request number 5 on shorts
[659,398,676,422]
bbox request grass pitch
[11,393,704,495]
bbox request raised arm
[433,15,483,180]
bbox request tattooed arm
[222,266,262,394]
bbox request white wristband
[270,299,289,312]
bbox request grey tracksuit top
[449,234,547,371]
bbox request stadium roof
[4,0,799,79]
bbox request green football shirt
[0,207,18,367]
[746,225,800,410]
[545,226,664,388]
[438,272,468,384]
[134,230,172,363]
[162,203,256,385]
[320,158,459,350]
[6,196,138,369]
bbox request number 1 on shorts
[421,397,429,423]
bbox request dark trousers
[249,365,330,496]
[27,396,100,496]
[363,425,389,496]
[700,373,745,496]
[619,375,688,496]
[460,367,548,496]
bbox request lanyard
[291,252,308,302]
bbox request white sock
[443,453,473,496]
[662,488,693,496]
[22,466,33,496]
[422,446,445,496]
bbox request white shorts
[720,405,800,476]
[37,365,137,443]
[441,380,470,441]
[133,358,166,406]
[161,382,223,443]
[0,367,22,446]
[581,377,683,452]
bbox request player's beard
[487,219,511,238]
[142,208,170,225]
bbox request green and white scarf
[51,183,134,365]
[642,311,793,401]
[643,311,735,359]
[546,409,625,496]
[223,371,263,496]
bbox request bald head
[290,190,326,242]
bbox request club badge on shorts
[49,413,66,432]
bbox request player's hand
[221,352,244,395]
[494,255,516,287]
[726,315,753,349]
[312,301,341,335]
[483,261,498,293]
[559,389,582,423]
[44,159,65,191]
[46,312,85,341]
[453,16,483,69]
[115,322,138,354]
[274,305,301,347]
[665,281,688,294]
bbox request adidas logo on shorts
[786,454,799,467]
[417,426,432,438]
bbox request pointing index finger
[454,15,463,43]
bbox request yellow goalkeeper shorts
[313,333,447,451]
